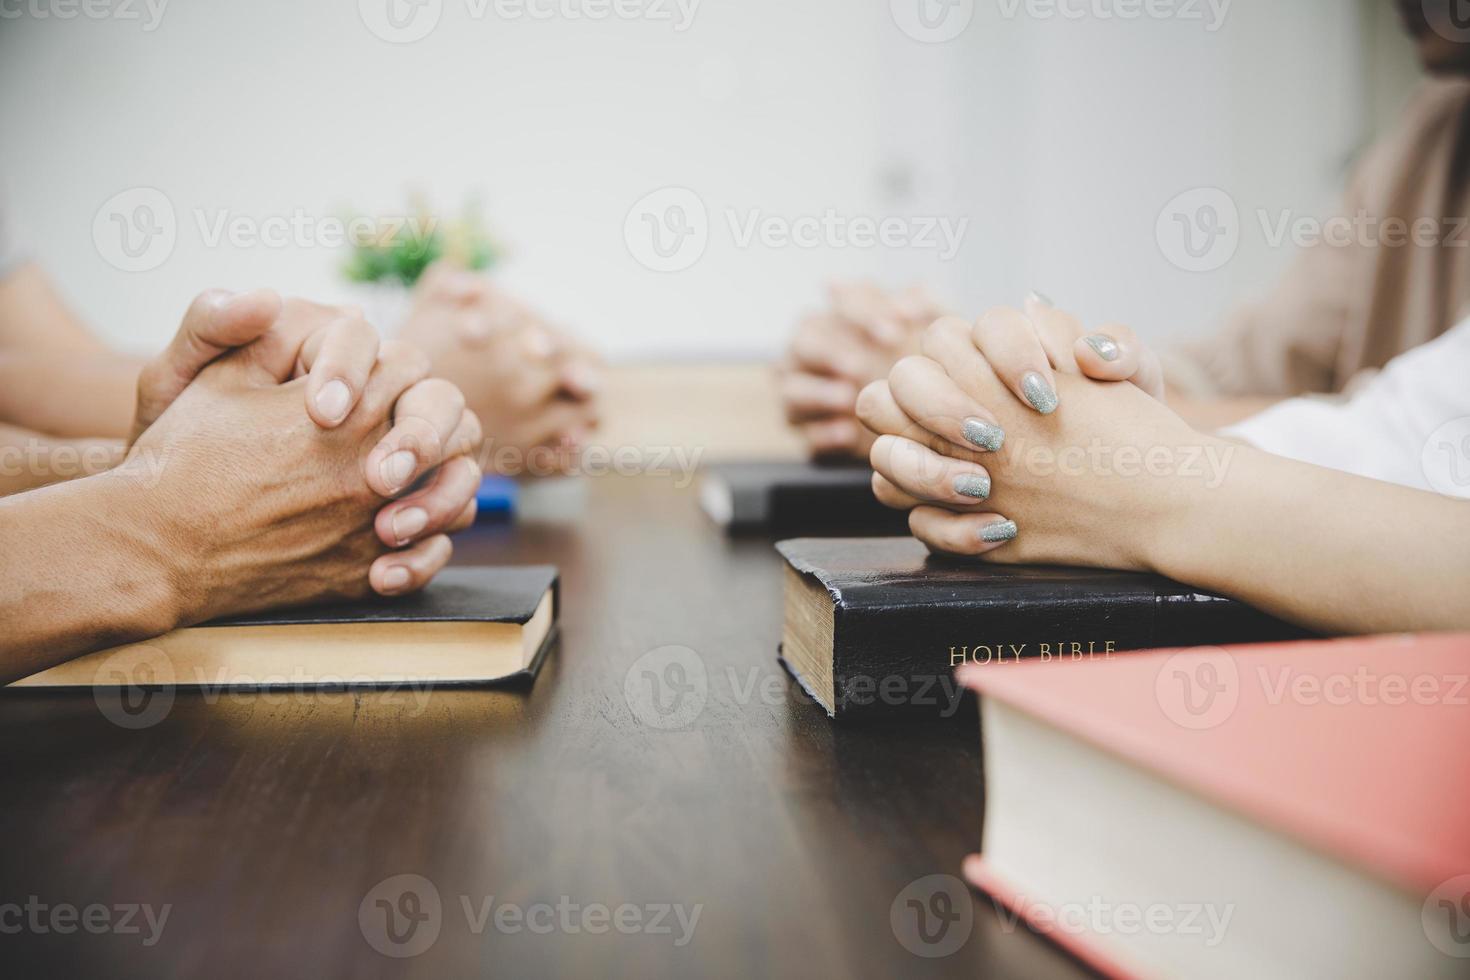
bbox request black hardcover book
[698,461,910,535]
[12,566,560,690]
[777,538,1311,721]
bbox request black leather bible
[698,461,910,535]
[13,566,559,690]
[777,538,1310,721]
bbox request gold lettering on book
[949,641,1116,666]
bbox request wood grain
[0,476,1094,980]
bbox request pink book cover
[960,632,1470,898]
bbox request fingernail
[980,519,1018,543]
[381,566,411,592]
[391,506,428,544]
[1084,334,1121,362]
[962,418,1005,452]
[954,474,991,500]
[1021,372,1059,415]
[380,450,417,490]
[1028,290,1054,308]
[314,379,351,423]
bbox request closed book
[698,461,910,534]
[10,566,558,690]
[961,633,1470,980]
[776,537,1308,720]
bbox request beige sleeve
[1162,176,1366,400]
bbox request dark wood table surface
[0,475,1092,979]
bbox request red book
[959,632,1470,980]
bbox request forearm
[1150,443,1470,634]
[0,423,124,495]
[1164,387,1280,431]
[0,469,181,683]
[0,349,141,439]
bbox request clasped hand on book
[857,295,1229,575]
[28,289,486,672]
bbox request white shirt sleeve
[1222,316,1470,499]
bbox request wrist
[88,465,192,636]
[1139,434,1257,583]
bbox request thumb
[132,288,282,441]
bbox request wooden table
[0,476,1092,979]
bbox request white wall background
[0,0,1420,359]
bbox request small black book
[12,566,559,690]
[777,538,1310,721]
[698,461,910,534]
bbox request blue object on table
[476,475,518,519]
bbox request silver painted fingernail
[953,474,991,500]
[1084,334,1121,362]
[1021,372,1058,414]
[980,519,1018,543]
[962,418,1005,452]
[1028,290,1054,308]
